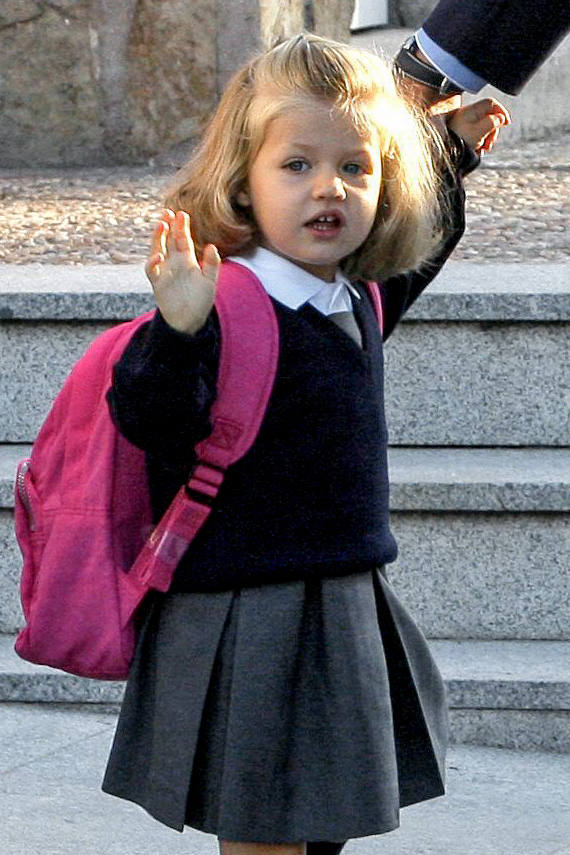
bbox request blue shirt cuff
[416,28,488,93]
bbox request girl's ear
[236,188,251,206]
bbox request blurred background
[0,0,568,168]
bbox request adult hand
[398,73,463,113]
[396,40,463,112]
[145,209,221,334]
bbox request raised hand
[145,209,221,334]
[447,97,512,154]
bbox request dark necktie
[328,310,362,348]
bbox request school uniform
[102,141,474,842]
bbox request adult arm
[419,0,569,95]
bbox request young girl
[102,33,509,855]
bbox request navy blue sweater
[110,138,473,591]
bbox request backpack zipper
[17,461,36,532]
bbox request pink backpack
[14,262,383,680]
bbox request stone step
[387,448,570,641]
[432,639,570,708]
[432,640,570,753]
[1,444,568,639]
[1,261,568,445]
[384,262,569,447]
[1,634,568,752]
[3,444,568,511]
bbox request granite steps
[1,635,569,753]
[1,443,568,641]
[0,260,568,751]
[1,262,569,446]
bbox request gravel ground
[0,137,568,266]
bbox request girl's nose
[313,173,346,200]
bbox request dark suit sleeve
[422,0,569,94]
[379,131,476,341]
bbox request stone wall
[121,0,217,162]
[0,0,354,168]
[0,0,219,167]
[312,0,356,43]
[0,1,101,167]
[389,0,436,27]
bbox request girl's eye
[285,160,309,172]
[343,162,365,176]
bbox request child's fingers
[201,243,221,285]
[467,97,511,125]
[476,109,509,151]
[145,251,165,286]
[172,210,199,267]
[481,111,506,139]
[487,98,511,125]
[148,218,171,268]
[480,126,500,152]
[470,108,506,138]
[145,221,168,289]
[447,94,512,151]
[478,123,505,154]
[472,99,510,143]
[477,134,494,155]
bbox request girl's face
[237,99,382,282]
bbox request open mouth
[305,213,344,232]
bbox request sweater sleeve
[108,309,220,461]
[379,130,478,341]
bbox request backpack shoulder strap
[195,260,279,467]
[131,261,280,590]
[364,280,384,339]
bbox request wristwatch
[395,36,464,97]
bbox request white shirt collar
[227,247,360,316]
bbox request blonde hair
[166,33,450,280]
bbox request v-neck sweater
[110,279,397,591]
[109,131,474,590]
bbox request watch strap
[395,36,464,96]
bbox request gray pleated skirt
[102,568,448,841]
